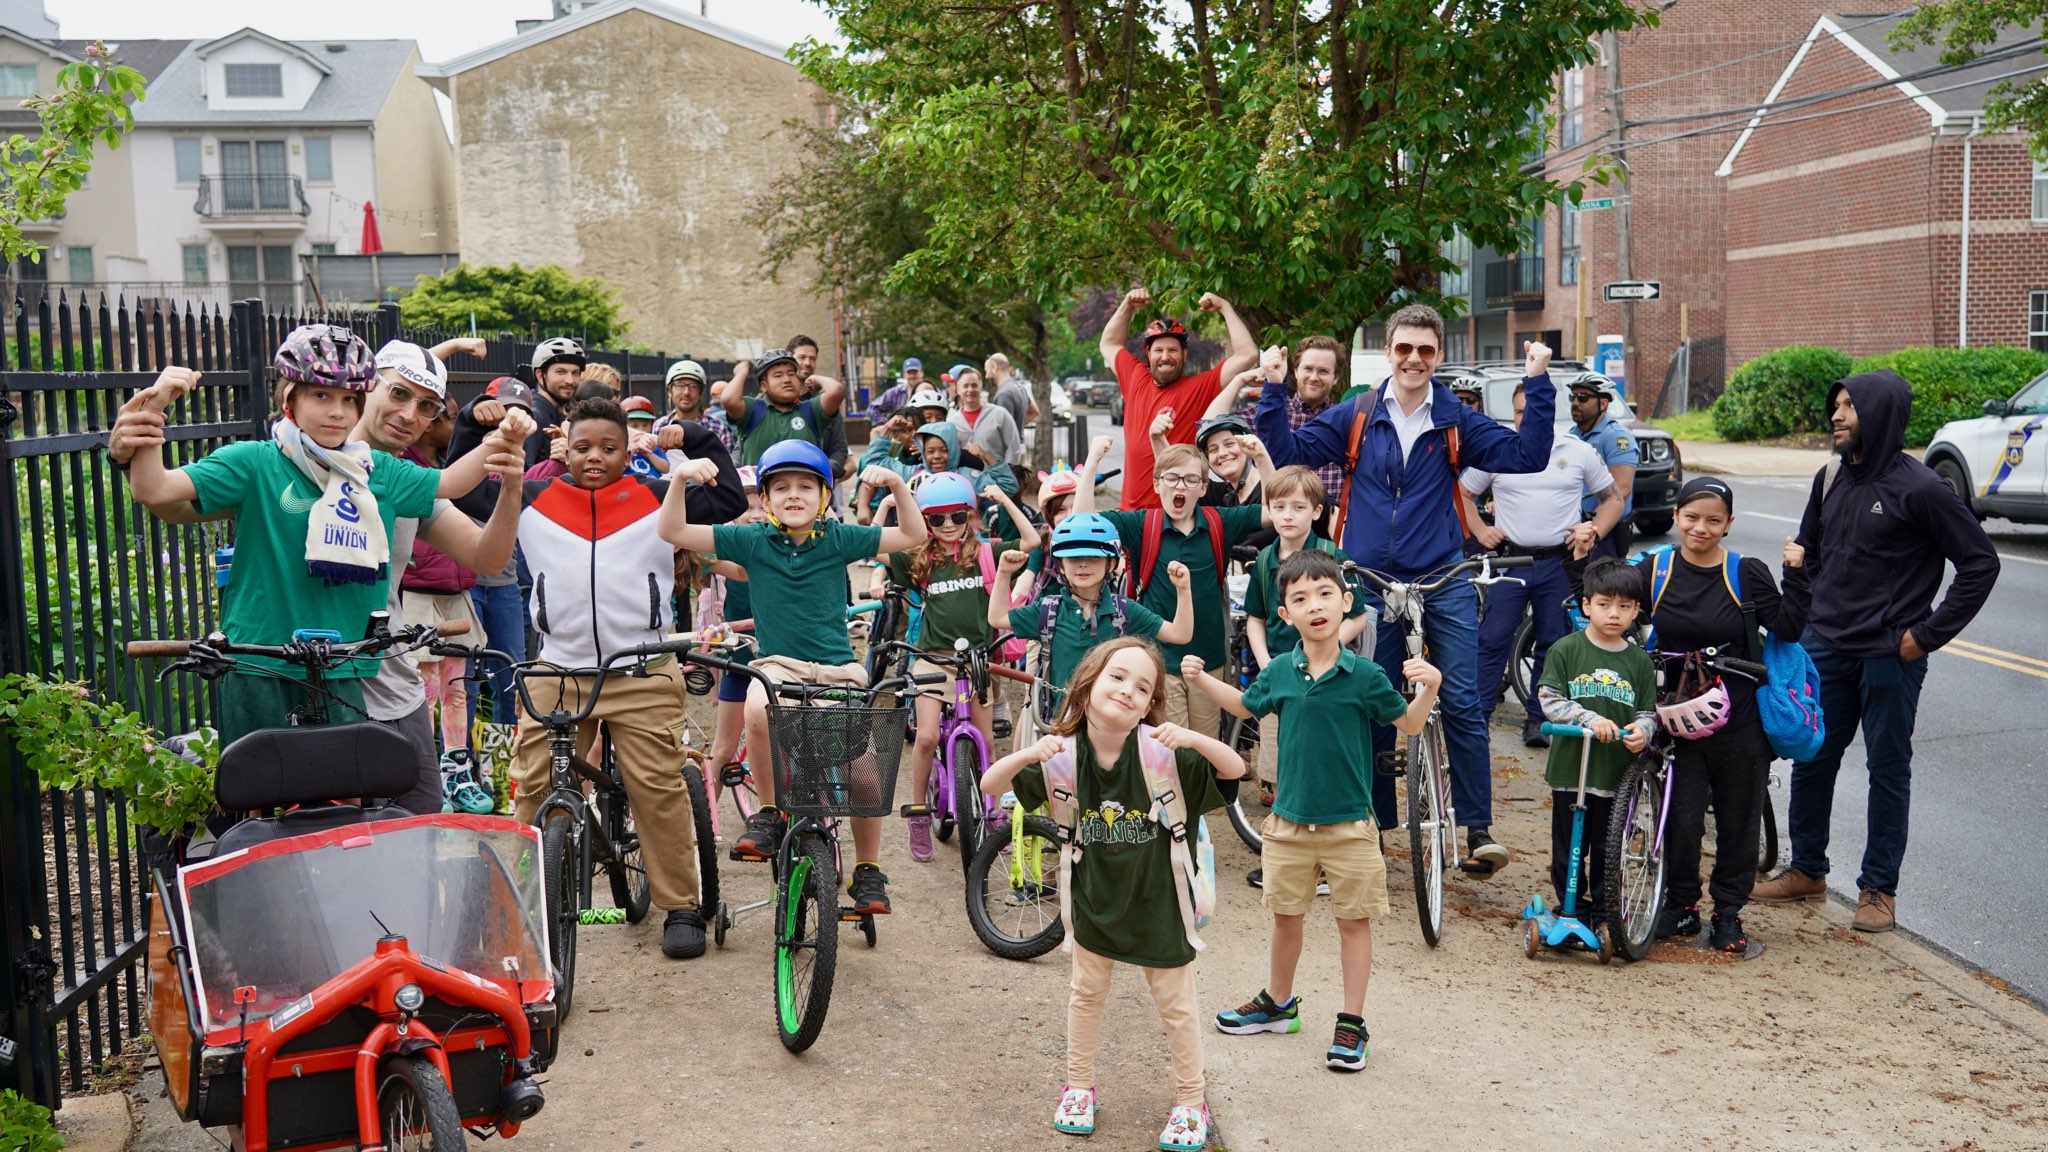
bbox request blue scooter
[1521,721,1614,964]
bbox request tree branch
[1191,0,1225,120]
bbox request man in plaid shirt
[1216,335,1347,532]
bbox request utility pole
[1602,29,1635,395]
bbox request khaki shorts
[1261,815,1389,921]
[1162,668,1223,739]
[747,655,867,695]
[911,657,963,700]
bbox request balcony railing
[1483,256,1546,311]
[194,174,310,219]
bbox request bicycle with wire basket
[1344,554,1532,947]
[674,643,915,1052]
[430,637,721,1025]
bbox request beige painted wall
[371,44,459,256]
[449,8,830,360]
[0,38,142,280]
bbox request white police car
[1922,369,2048,525]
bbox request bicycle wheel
[376,1054,464,1152]
[965,812,1064,960]
[774,836,839,1053]
[1407,717,1452,948]
[1220,773,1274,854]
[864,596,902,684]
[682,759,719,921]
[600,752,652,924]
[954,735,987,872]
[1508,611,1536,711]
[538,807,580,1019]
[1603,753,1668,963]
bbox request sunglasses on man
[1390,342,1438,359]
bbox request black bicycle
[433,638,721,1023]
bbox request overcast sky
[41,0,844,60]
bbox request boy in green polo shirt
[1076,438,1266,738]
[664,439,925,915]
[1185,548,1440,1073]
[718,347,848,465]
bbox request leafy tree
[398,262,628,345]
[793,0,1650,343]
[0,42,146,264]
[1893,3,2048,158]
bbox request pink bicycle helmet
[274,324,375,389]
[1658,655,1732,739]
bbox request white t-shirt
[1462,438,1612,548]
[1383,385,1434,463]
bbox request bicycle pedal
[899,803,933,818]
[728,846,771,863]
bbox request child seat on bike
[210,722,422,857]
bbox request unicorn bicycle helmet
[1658,653,1733,740]
[275,324,375,389]
[1049,512,1120,558]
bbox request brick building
[1445,2,1833,413]
[417,0,833,368]
[1720,14,2047,363]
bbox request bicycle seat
[215,722,420,811]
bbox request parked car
[1922,368,2048,525]
[1437,360,1683,536]
[1049,381,1075,424]
[1109,385,1124,426]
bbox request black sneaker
[1657,902,1701,939]
[1459,827,1509,876]
[1247,867,1263,889]
[661,908,706,959]
[847,862,892,915]
[731,806,788,861]
[1710,907,1749,954]
[1521,718,1551,748]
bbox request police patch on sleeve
[1612,435,1631,452]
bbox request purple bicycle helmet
[274,324,375,389]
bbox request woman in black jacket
[1636,476,1808,954]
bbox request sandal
[1052,1084,1096,1135]
[1157,1101,1210,1150]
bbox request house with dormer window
[0,7,457,310]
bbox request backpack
[1333,391,1469,545]
[1028,588,1133,722]
[975,541,1030,663]
[1127,506,1226,600]
[1042,725,1214,954]
[1649,549,1826,762]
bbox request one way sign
[1603,281,1662,302]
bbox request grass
[1651,408,1721,442]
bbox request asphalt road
[1707,475,2048,1003]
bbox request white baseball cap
[373,340,448,398]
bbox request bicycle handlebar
[125,619,467,667]
[1649,646,1768,683]
[1342,553,1533,596]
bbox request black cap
[1677,475,1734,512]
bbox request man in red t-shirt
[1099,287,1257,509]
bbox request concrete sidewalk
[1675,439,1831,477]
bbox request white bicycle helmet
[531,335,587,373]
[1658,655,1733,739]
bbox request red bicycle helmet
[273,324,375,389]
[620,395,658,417]
[1141,317,1188,346]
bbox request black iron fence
[0,289,725,1109]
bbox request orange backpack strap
[1333,401,1372,544]
[1445,422,1473,540]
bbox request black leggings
[1550,791,1614,917]
[1665,714,1772,910]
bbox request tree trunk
[1030,317,1057,475]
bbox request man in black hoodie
[1753,370,1999,932]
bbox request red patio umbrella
[360,202,383,254]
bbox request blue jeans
[1366,577,1493,831]
[1787,633,1927,896]
[1475,553,1573,726]
[468,583,526,725]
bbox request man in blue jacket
[1258,304,1556,876]
[1753,369,1998,933]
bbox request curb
[1814,888,2048,1044]
[52,1090,135,1152]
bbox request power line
[1609,9,1914,97]
[1624,37,2045,128]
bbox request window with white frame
[223,63,282,98]
[1560,67,1584,149]
[0,65,36,98]
[181,244,208,284]
[2031,290,2048,353]
[304,136,331,182]
[2034,162,2047,224]
[66,245,92,282]
[1559,202,1580,285]
[174,138,202,183]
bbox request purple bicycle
[1603,644,1767,961]
[873,635,1028,871]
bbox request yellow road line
[1947,639,2048,673]
[1940,642,2048,680]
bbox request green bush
[1848,345,2048,448]
[0,1089,62,1152]
[1711,345,1852,441]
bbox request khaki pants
[514,660,700,912]
[1162,669,1223,739]
[1066,944,1206,1106]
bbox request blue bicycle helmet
[1195,412,1250,448]
[1050,512,1120,558]
[756,439,833,487]
[914,470,976,511]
